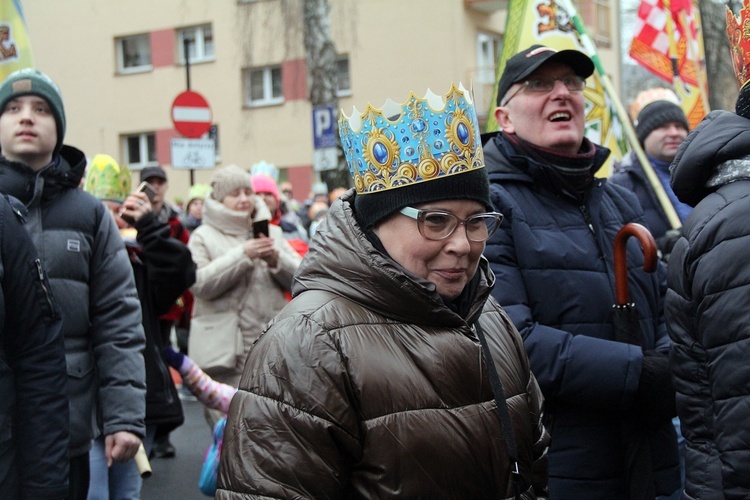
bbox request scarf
[505,133,596,203]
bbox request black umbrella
[612,222,658,499]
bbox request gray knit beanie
[210,165,253,202]
[635,100,688,145]
[0,69,66,153]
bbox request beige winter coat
[188,195,301,374]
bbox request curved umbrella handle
[614,223,658,305]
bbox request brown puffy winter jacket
[217,191,549,499]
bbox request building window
[477,32,502,85]
[592,0,611,45]
[335,56,351,96]
[244,66,284,106]
[123,132,157,168]
[178,25,215,64]
[116,34,152,73]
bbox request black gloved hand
[630,350,677,429]
[656,229,681,263]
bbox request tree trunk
[700,0,739,112]
[303,0,351,191]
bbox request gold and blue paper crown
[338,84,484,194]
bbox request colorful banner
[630,0,708,128]
[630,0,697,85]
[485,0,628,172]
[0,0,34,81]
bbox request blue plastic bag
[199,417,226,496]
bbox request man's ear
[494,106,514,134]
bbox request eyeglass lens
[420,212,502,242]
[526,76,585,92]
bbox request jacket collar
[293,190,493,327]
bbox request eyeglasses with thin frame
[501,75,586,106]
[399,206,504,242]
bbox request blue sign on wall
[312,106,337,149]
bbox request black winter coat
[611,152,672,239]
[126,213,196,431]
[667,110,750,499]
[0,195,69,499]
[0,146,146,456]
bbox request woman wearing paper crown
[216,85,549,499]
[83,154,196,500]
[662,9,750,497]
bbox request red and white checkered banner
[629,0,699,86]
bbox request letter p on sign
[312,106,337,149]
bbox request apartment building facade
[22,0,620,203]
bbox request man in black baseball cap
[496,44,594,107]
[482,44,681,499]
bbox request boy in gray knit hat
[0,68,147,500]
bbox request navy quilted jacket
[483,133,679,499]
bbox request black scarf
[505,133,596,203]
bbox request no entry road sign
[171,90,212,138]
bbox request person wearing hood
[665,69,750,497]
[0,69,145,500]
[482,45,679,499]
[216,84,549,499]
[188,164,301,429]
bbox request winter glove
[163,346,185,370]
[656,229,681,263]
[630,350,677,429]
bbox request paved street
[141,398,213,499]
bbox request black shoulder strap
[475,322,521,500]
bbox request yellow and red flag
[629,0,708,128]
[0,0,34,81]
[486,0,628,173]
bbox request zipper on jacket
[579,205,595,234]
[35,258,57,313]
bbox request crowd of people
[1,35,749,499]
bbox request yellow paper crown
[726,2,750,89]
[338,83,484,194]
[84,154,131,202]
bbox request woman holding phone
[187,165,302,428]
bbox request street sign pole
[183,38,193,183]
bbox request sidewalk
[141,398,212,499]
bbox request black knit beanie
[635,100,688,145]
[354,167,492,230]
[0,69,66,153]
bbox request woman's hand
[244,236,278,267]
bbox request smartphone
[136,181,158,203]
[252,219,269,238]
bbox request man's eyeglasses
[399,207,503,242]
[501,75,586,106]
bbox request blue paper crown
[338,83,485,194]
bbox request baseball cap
[496,45,595,106]
[140,166,167,182]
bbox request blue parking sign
[312,106,337,149]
